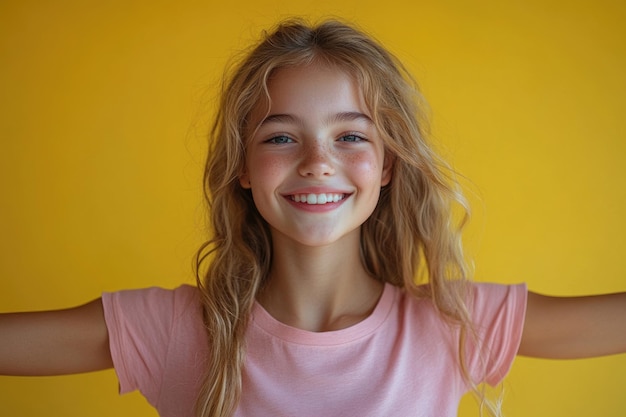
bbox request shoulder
[466,282,528,322]
[103,284,199,299]
[103,284,200,310]
[464,282,528,385]
[393,281,527,327]
[389,281,528,386]
[101,285,203,336]
[101,285,206,398]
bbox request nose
[297,142,335,178]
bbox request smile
[290,193,346,205]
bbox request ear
[380,152,394,187]
[239,169,252,189]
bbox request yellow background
[1,0,625,416]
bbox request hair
[195,18,497,417]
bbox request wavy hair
[196,18,495,417]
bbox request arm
[0,298,113,376]
[518,291,626,359]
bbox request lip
[282,186,351,195]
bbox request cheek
[344,151,383,183]
[248,154,288,182]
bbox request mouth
[288,193,348,205]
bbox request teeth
[291,193,344,204]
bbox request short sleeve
[101,286,197,405]
[466,283,528,386]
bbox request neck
[257,230,384,332]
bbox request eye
[338,134,365,142]
[266,135,294,144]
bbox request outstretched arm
[518,291,626,359]
[0,299,113,376]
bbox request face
[239,63,393,248]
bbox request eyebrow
[259,111,374,127]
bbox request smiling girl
[1,18,625,417]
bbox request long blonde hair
[196,18,489,417]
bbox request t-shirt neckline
[251,283,396,346]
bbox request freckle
[268,160,287,173]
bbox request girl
[1,18,625,417]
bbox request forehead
[256,63,370,120]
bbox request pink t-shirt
[102,282,527,417]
